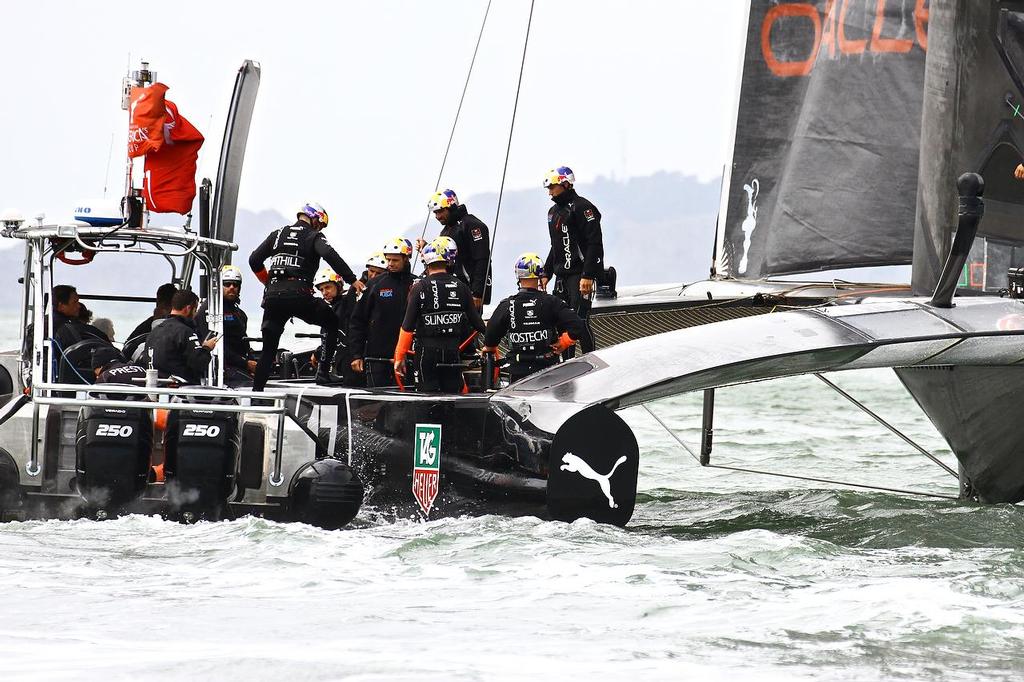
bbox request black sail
[716,1,928,279]
[913,0,1024,295]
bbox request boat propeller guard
[546,404,639,527]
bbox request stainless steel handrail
[30,383,292,485]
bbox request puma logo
[560,453,628,508]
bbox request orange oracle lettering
[820,0,838,58]
[838,0,868,55]
[761,3,822,77]
[871,0,913,53]
[914,0,929,51]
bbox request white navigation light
[0,209,24,230]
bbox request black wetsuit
[484,288,587,382]
[349,267,416,388]
[543,188,602,354]
[401,272,486,393]
[196,297,253,386]
[249,220,358,390]
[144,314,211,384]
[438,204,492,303]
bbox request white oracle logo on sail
[739,178,759,275]
[560,452,628,509]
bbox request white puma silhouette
[739,178,759,275]
[560,453,628,508]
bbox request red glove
[254,268,269,285]
[555,332,575,353]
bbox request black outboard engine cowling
[164,404,241,519]
[75,406,153,511]
[289,458,364,530]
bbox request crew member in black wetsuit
[349,239,416,388]
[483,253,587,382]
[394,237,486,394]
[145,290,220,384]
[195,265,255,387]
[541,166,600,356]
[248,202,365,390]
[416,189,491,309]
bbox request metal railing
[32,382,292,486]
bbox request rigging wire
[640,403,961,501]
[413,0,493,274]
[483,0,536,298]
[813,373,958,478]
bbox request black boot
[314,332,341,385]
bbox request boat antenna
[413,0,492,274]
[102,131,115,198]
[483,0,536,297]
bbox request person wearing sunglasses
[195,265,256,386]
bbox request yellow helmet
[427,189,459,211]
[514,253,544,280]
[313,267,342,288]
[382,237,413,257]
[542,166,575,188]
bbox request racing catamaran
[2,1,1024,529]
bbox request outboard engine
[289,458,364,530]
[75,406,154,511]
[164,404,241,520]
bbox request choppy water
[2,322,1024,679]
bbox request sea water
[1,317,1022,680]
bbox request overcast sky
[0,0,747,257]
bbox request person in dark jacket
[52,285,110,345]
[308,266,363,386]
[541,166,601,356]
[123,283,177,362]
[195,265,255,387]
[349,239,416,388]
[394,237,486,394]
[483,253,587,382]
[248,202,365,390]
[145,290,219,384]
[416,189,491,309]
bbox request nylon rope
[414,0,493,274]
[640,403,960,501]
[483,0,536,296]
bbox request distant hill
[0,172,721,311]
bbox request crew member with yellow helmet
[394,237,486,393]
[542,166,600,356]
[248,202,364,388]
[349,238,417,388]
[483,253,587,383]
[418,189,491,309]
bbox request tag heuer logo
[412,423,442,516]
